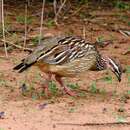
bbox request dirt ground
[0,1,130,130]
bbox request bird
[13,36,122,96]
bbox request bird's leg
[43,73,52,96]
[55,75,76,96]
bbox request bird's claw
[63,87,77,96]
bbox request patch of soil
[0,1,130,130]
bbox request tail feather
[13,62,24,70]
[13,62,36,73]
[17,64,28,73]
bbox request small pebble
[39,103,48,110]
[102,108,107,113]
[118,108,125,112]
[0,111,5,119]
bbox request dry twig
[82,25,86,39]
[0,39,33,52]
[53,0,67,25]
[1,0,8,57]
[23,0,28,48]
[39,0,46,45]
[122,50,130,55]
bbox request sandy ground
[0,1,130,129]
[0,46,130,130]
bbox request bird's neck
[91,55,107,71]
[96,55,107,70]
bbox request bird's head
[101,56,122,82]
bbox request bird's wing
[13,36,96,72]
[37,36,96,65]
[13,36,64,72]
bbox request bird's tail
[13,60,35,73]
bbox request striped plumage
[13,36,122,96]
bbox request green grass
[114,1,130,10]
[78,91,86,97]
[126,66,130,74]
[125,66,130,87]
[98,88,107,95]
[128,22,130,26]
[96,36,104,43]
[0,24,11,37]
[89,81,98,94]
[45,19,55,28]
[0,79,12,88]
[0,79,6,86]
[120,15,129,20]
[88,80,107,95]
[48,81,58,96]
[78,0,88,4]
[31,36,39,45]
[68,107,75,113]
[67,83,79,90]
[100,75,113,84]
[16,15,33,24]
[127,90,130,95]
[67,83,87,97]
[116,115,126,123]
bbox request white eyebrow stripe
[108,58,120,73]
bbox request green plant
[101,75,113,84]
[16,15,33,24]
[45,19,55,28]
[48,81,58,96]
[116,115,126,123]
[0,24,11,37]
[78,0,88,4]
[78,91,86,97]
[99,88,106,95]
[126,66,130,74]
[114,1,130,10]
[67,83,79,90]
[0,79,12,88]
[120,15,129,20]
[127,90,130,95]
[128,76,130,83]
[128,22,130,26]
[125,66,130,86]
[31,36,39,45]
[96,36,104,43]
[68,107,75,113]
[31,93,39,100]
[11,33,19,40]
[0,79,6,86]
[89,81,98,93]
[118,15,130,25]
[65,30,73,36]
[19,81,35,96]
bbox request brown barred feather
[13,36,122,96]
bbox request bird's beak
[114,72,121,82]
[113,71,122,82]
[106,57,122,82]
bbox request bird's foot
[43,85,51,97]
[63,87,77,96]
